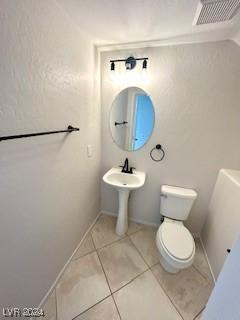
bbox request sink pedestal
[116,189,130,236]
[103,167,146,236]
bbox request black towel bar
[0,125,79,142]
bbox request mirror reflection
[110,87,155,151]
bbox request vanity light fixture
[110,56,148,71]
[125,56,136,70]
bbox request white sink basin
[103,167,145,191]
[103,167,146,236]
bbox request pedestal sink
[103,167,146,236]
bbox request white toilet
[156,185,197,273]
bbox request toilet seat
[160,221,194,261]
[156,220,196,273]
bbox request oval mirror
[110,87,155,151]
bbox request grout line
[75,270,153,320]
[92,233,122,319]
[72,248,96,261]
[86,232,125,319]
[127,234,156,269]
[193,306,205,319]
[111,293,122,320]
[95,227,146,253]
[71,294,112,320]
[125,231,184,316]
[71,232,115,319]
[94,235,127,251]
[127,228,145,237]
[150,266,184,320]
[111,268,150,295]
[192,264,214,286]
[94,223,147,251]
[92,235,113,295]
[91,226,161,320]
[54,289,58,320]
[95,213,156,251]
[93,213,147,251]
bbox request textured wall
[0,0,100,307]
[100,41,240,235]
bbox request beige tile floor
[42,214,213,320]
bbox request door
[132,94,154,151]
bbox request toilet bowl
[156,218,195,273]
[156,185,197,273]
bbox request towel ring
[150,144,165,162]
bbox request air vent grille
[193,0,240,25]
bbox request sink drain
[123,183,127,185]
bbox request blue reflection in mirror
[110,87,155,151]
[133,94,155,151]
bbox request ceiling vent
[193,0,240,25]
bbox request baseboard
[100,211,205,235]
[38,211,101,309]
[199,236,216,283]
[100,210,160,228]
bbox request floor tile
[40,290,56,320]
[56,251,110,320]
[72,234,95,260]
[127,220,145,235]
[193,238,214,284]
[114,270,182,320]
[98,237,148,292]
[151,264,213,320]
[129,226,159,267]
[75,296,120,320]
[91,215,124,249]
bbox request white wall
[110,89,128,148]
[100,41,240,234]
[202,169,240,280]
[203,235,240,320]
[0,0,100,308]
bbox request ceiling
[57,0,240,47]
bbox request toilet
[156,185,197,273]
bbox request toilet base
[159,254,179,274]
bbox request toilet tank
[160,185,197,221]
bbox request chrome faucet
[120,158,135,174]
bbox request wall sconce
[110,56,148,71]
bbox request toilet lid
[160,222,194,260]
